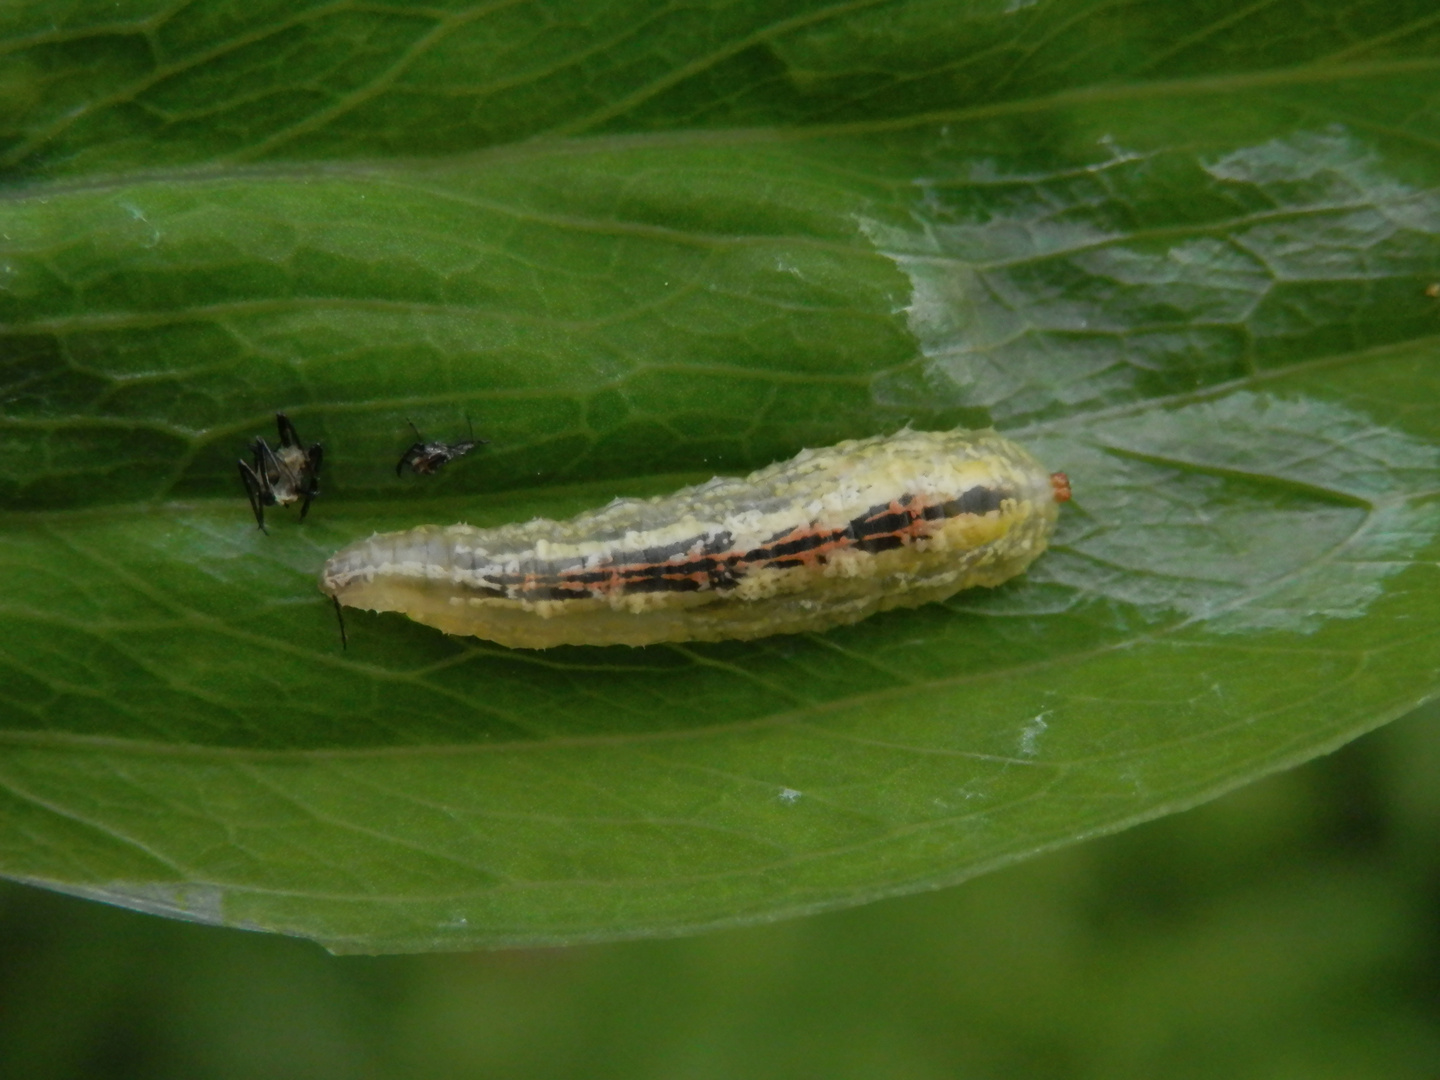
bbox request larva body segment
[320,428,1067,649]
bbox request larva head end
[1050,472,1072,502]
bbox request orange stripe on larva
[320,428,1069,649]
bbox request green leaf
[3,0,1439,951]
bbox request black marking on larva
[462,489,1010,601]
[761,532,833,560]
[953,485,1007,516]
[641,539,692,564]
[852,509,913,551]
[556,568,614,586]
[918,485,1009,521]
[625,575,704,594]
[853,532,907,554]
[707,556,744,591]
[703,531,736,555]
[468,581,510,599]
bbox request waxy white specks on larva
[320,428,1070,649]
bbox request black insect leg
[396,420,427,476]
[299,443,323,520]
[331,595,348,650]
[252,437,282,485]
[237,459,269,531]
[276,412,302,448]
[460,414,489,453]
[396,443,424,476]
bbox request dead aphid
[395,418,486,477]
[238,413,323,532]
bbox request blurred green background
[5,699,1438,1080]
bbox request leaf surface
[2,0,1439,950]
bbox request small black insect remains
[395,418,486,477]
[238,413,323,532]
